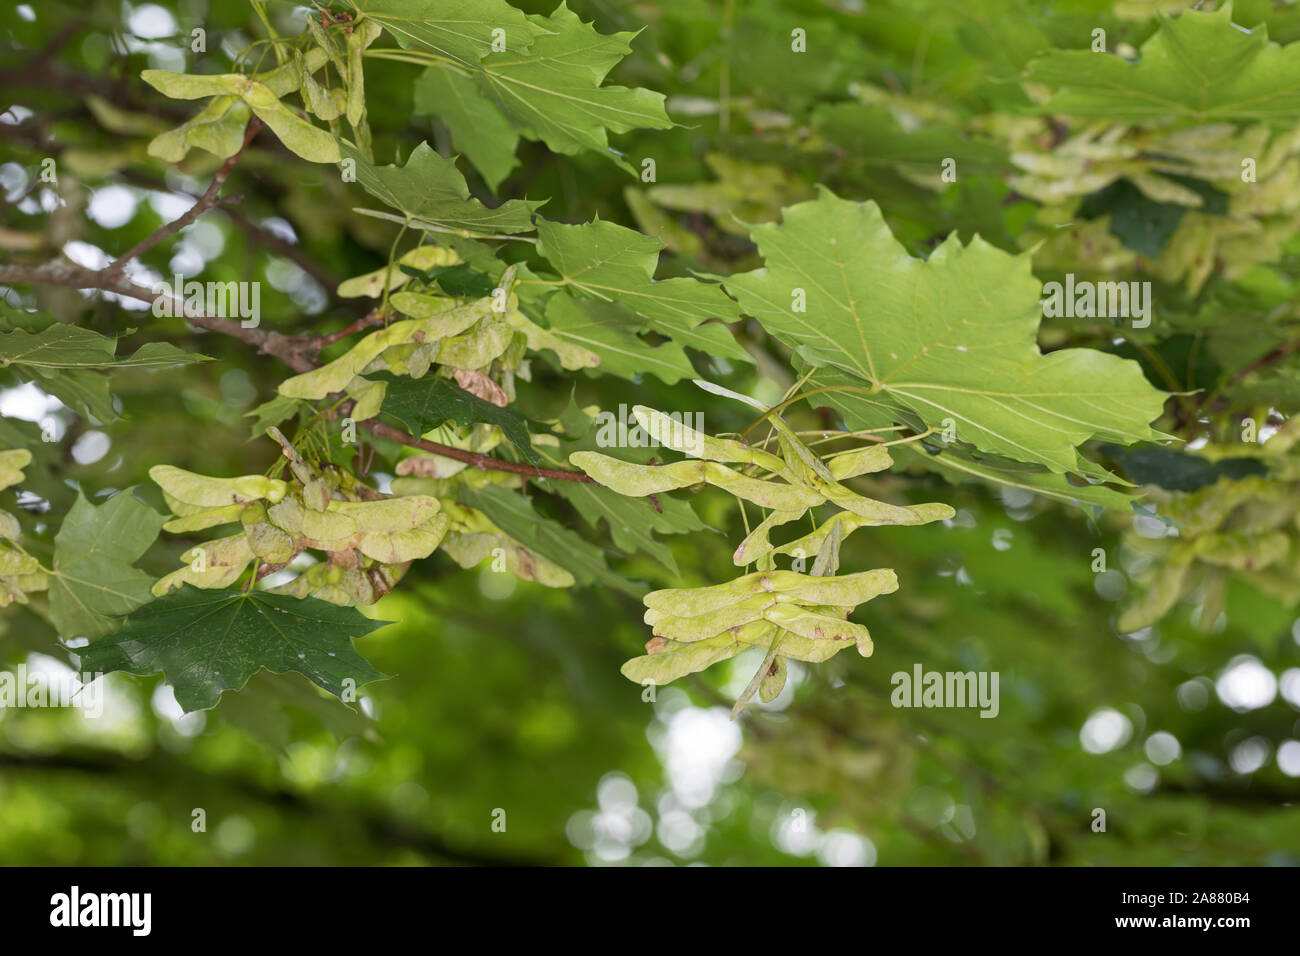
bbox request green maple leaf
[359,1,669,175]
[343,142,542,234]
[1025,4,1300,124]
[477,4,672,166]
[0,306,207,422]
[413,68,521,190]
[812,103,1009,174]
[214,672,371,750]
[798,372,1132,507]
[371,371,539,463]
[536,218,751,363]
[48,489,168,639]
[540,296,697,384]
[724,188,1169,476]
[353,0,547,69]
[79,586,390,712]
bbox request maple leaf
[723,188,1169,476]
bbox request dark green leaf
[80,586,390,712]
[1102,444,1269,492]
[373,371,539,463]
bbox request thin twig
[0,263,597,484]
[315,310,387,349]
[363,419,596,482]
[105,117,263,275]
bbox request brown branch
[1,120,342,293]
[1,258,599,482]
[1226,338,1300,390]
[364,419,596,482]
[315,309,387,349]
[105,117,263,275]
[0,259,318,367]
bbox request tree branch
[0,259,317,366]
[105,117,263,275]
[364,419,595,482]
[1,259,599,481]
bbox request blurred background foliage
[1,0,1299,865]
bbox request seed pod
[153,534,255,595]
[1194,530,1288,570]
[0,449,31,490]
[267,560,403,607]
[746,628,854,664]
[1116,543,1196,632]
[764,604,873,646]
[508,312,599,370]
[148,96,235,162]
[244,520,298,563]
[140,69,231,100]
[348,379,386,422]
[702,463,825,510]
[265,497,303,535]
[345,26,365,128]
[759,656,788,702]
[184,98,251,159]
[339,562,403,605]
[306,11,347,75]
[298,502,358,547]
[225,76,340,163]
[0,549,40,576]
[435,312,513,370]
[279,323,415,396]
[300,65,340,120]
[151,465,288,508]
[339,246,461,300]
[247,48,331,97]
[774,568,898,607]
[441,531,575,587]
[573,452,822,510]
[0,568,48,606]
[302,478,332,511]
[12,571,48,593]
[632,406,786,471]
[813,474,954,525]
[733,509,805,565]
[769,415,835,482]
[329,495,442,534]
[643,570,775,616]
[569,454,703,496]
[357,512,449,564]
[645,592,775,641]
[390,294,490,327]
[162,502,249,533]
[828,444,893,480]
[620,633,745,686]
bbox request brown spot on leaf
[452,368,509,407]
